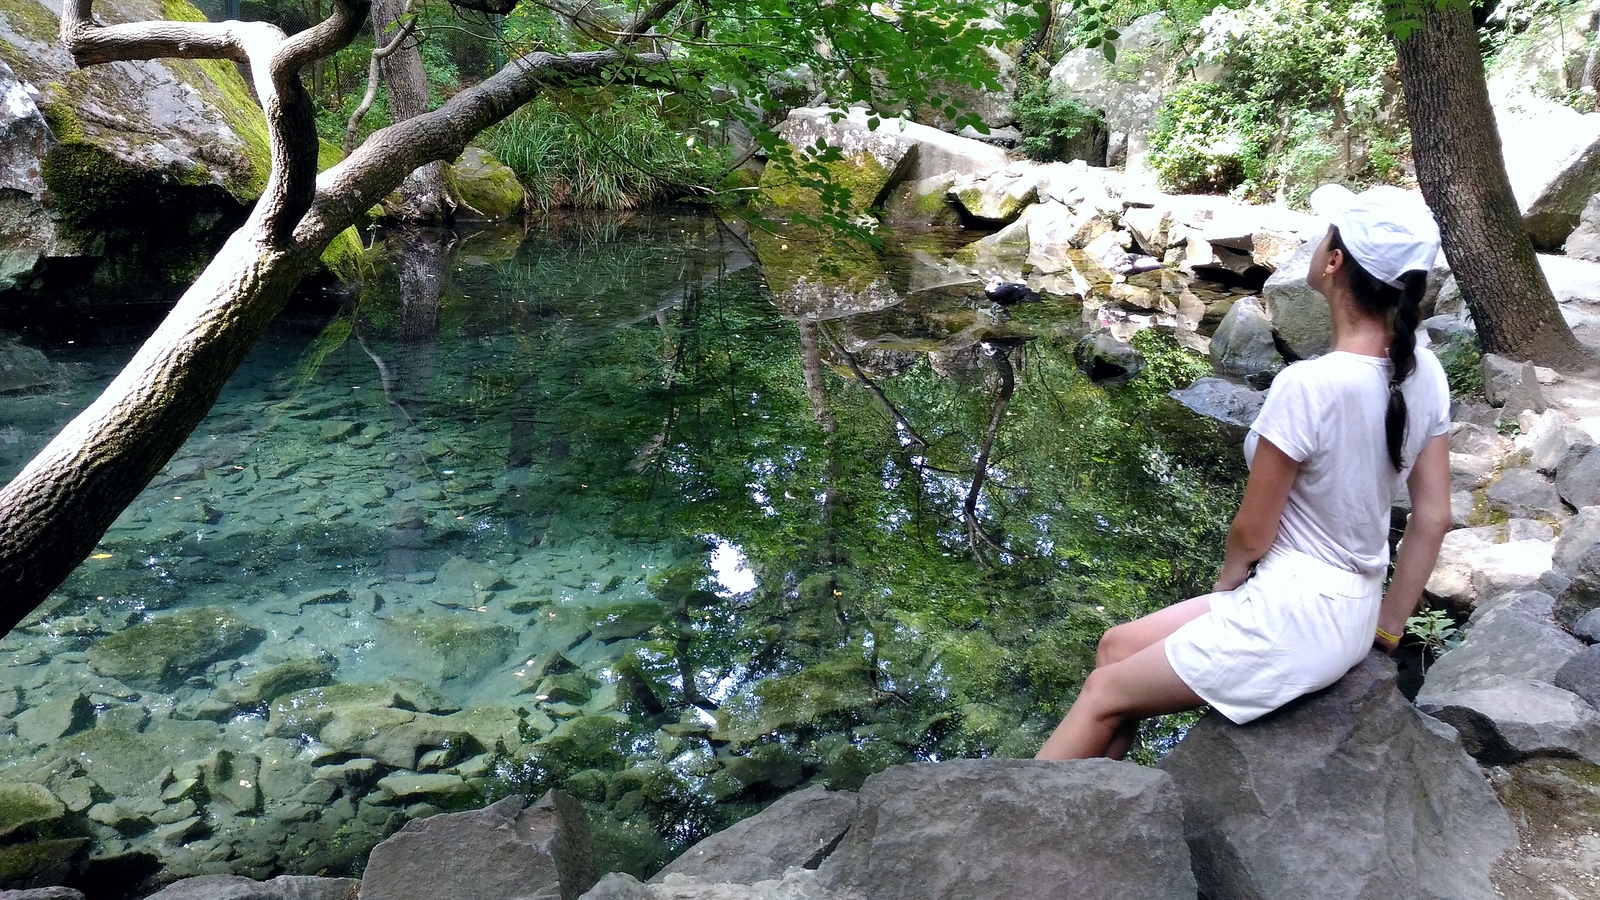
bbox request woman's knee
[1096,623,1143,668]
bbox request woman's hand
[1215,437,1299,592]
[1373,619,1403,654]
[1213,564,1250,593]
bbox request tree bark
[0,0,673,634]
[372,0,452,221]
[1393,1,1592,366]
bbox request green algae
[0,784,65,840]
[756,151,893,219]
[0,837,88,888]
[86,605,263,690]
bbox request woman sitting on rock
[1036,185,1455,760]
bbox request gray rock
[1554,645,1600,709]
[1506,518,1557,542]
[1471,589,1558,624]
[1566,193,1600,261]
[1048,13,1181,179]
[1553,506,1600,580]
[1572,606,1600,642]
[1420,606,1583,696]
[1209,297,1283,378]
[881,175,960,228]
[1482,355,1548,419]
[1161,653,1513,900]
[1426,524,1553,612]
[139,875,359,900]
[1555,573,1600,631]
[818,759,1195,900]
[947,171,1038,224]
[1520,124,1600,249]
[1261,242,1330,360]
[1023,200,1107,274]
[1418,678,1600,765]
[1487,468,1563,519]
[1557,443,1600,509]
[654,784,857,884]
[360,792,594,900]
[1074,330,1142,381]
[0,890,87,900]
[1451,420,1514,461]
[1170,377,1264,431]
[1528,411,1593,474]
[0,337,62,395]
[585,871,842,900]
[12,693,95,745]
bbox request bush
[1149,0,1407,202]
[1012,73,1109,163]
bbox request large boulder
[1208,297,1283,379]
[447,147,524,221]
[584,871,840,900]
[1048,13,1182,182]
[360,792,595,900]
[0,0,276,304]
[817,759,1196,900]
[653,785,856,884]
[1160,653,1515,900]
[1260,242,1329,359]
[759,108,1009,219]
[1564,192,1600,262]
[1170,377,1265,433]
[1418,602,1582,698]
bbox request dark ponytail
[1328,228,1428,472]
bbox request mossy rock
[587,602,667,642]
[713,649,877,744]
[0,837,89,889]
[535,715,628,772]
[86,605,263,690]
[53,729,192,797]
[0,784,66,840]
[756,151,893,220]
[319,226,369,285]
[447,147,525,221]
[376,614,517,692]
[221,656,338,707]
[267,682,399,738]
[714,744,806,799]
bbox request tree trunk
[372,0,452,221]
[1393,1,1592,366]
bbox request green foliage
[1405,607,1462,669]
[1435,331,1485,400]
[1126,328,1214,404]
[1148,0,1407,202]
[480,91,728,210]
[1011,71,1108,163]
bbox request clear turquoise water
[0,210,1246,892]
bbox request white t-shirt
[1243,347,1451,575]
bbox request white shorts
[1164,546,1384,724]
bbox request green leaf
[1102,41,1117,64]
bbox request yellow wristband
[1375,626,1402,643]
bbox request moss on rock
[0,837,88,889]
[0,784,66,840]
[756,151,892,219]
[86,606,263,690]
[447,147,525,221]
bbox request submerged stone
[86,606,263,690]
[0,784,66,841]
[588,603,666,642]
[376,614,516,693]
[220,657,337,707]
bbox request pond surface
[0,210,1246,894]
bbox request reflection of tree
[816,325,928,448]
[353,226,450,573]
[962,342,1022,569]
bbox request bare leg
[1036,594,1215,760]
[1035,639,1206,759]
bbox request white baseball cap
[1309,184,1441,288]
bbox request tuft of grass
[479,91,727,210]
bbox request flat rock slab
[1418,678,1600,765]
[360,792,594,900]
[817,758,1195,900]
[139,875,359,900]
[1160,653,1513,900]
[653,784,857,884]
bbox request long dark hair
[1328,227,1428,472]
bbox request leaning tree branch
[301,48,669,244]
[345,0,418,154]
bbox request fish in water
[983,276,1040,305]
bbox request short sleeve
[1250,365,1319,462]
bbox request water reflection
[0,209,1246,892]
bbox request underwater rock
[0,337,61,395]
[0,838,90,891]
[360,792,595,900]
[588,603,666,642]
[817,759,1194,900]
[218,657,337,708]
[372,773,470,804]
[375,613,516,693]
[49,729,196,797]
[86,606,263,691]
[12,693,95,746]
[0,785,66,841]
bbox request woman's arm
[1215,437,1299,591]
[1376,433,1453,650]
